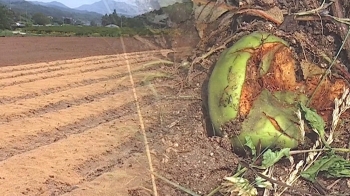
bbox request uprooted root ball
[208,31,348,152]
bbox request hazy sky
[26,0,136,8]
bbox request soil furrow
[0,61,152,103]
[52,102,156,196]
[0,59,118,80]
[0,76,136,120]
[62,159,150,196]
[0,85,129,122]
[0,56,113,73]
[0,95,153,164]
[0,66,156,105]
[0,87,153,162]
[0,115,142,195]
[0,49,167,73]
[0,73,122,104]
[0,57,157,88]
[0,48,176,195]
[0,54,157,81]
[74,101,159,178]
[63,133,151,196]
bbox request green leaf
[222,176,258,196]
[299,103,328,146]
[261,148,290,168]
[244,136,256,157]
[300,103,325,132]
[255,172,273,189]
[301,154,350,182]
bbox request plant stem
[290,147,350,155]
[234,167,248,177]
[152,172,201,196]
[206,185,222,196]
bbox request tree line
[100,9,158,28]
[101,10,139,27]
[0,5,166,30]
[0,5,16,29]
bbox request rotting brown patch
[264,46,298,91]
[239,43,281,117]
[306,76,348,122]
[239,42,298,118]
[239,53,260,117]
[237,40,349,124]
[257,44,297,91]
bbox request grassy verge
[0,30,14,37]
[21,25,175,37]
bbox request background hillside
[0,0,193,34]
[30,1,69,9]
[0,0,190,23]
[0,0,102,23]
[75,0,145,17]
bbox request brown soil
[0,36,195,67]
[0,49,168,195]
[1,1,350,195]
[0,33,216,196]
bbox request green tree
[63,17,72,25]
[74,20,83,26]
[101,9,121,26]
[0,5,14,29]
[90,20,97,26]
[52,17,63,25]
[100,9,148,28]
[32,13,50,25]
[109,9,120,25]
[126,16,145,28]
[101,14,109,26]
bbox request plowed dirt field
[0,47,178,195]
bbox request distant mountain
[74,0,186,17]
[0,0,188,24]
[0,0,25,4]
[76,0,146,17]
[30,1,69,9]
[134,0,185,11]
[159,0,185,7]
[0,0,102,23]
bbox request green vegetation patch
[23,25,173,37]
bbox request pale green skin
[232,90,308,150]
[207,31,307,150]
[208,31,289,135]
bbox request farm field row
[0,36,169,67]
[0,49,174,195]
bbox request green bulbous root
[231,90,306,151]
[208,31,304,150]
[208,51,250,134]
[208,31,289,135]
